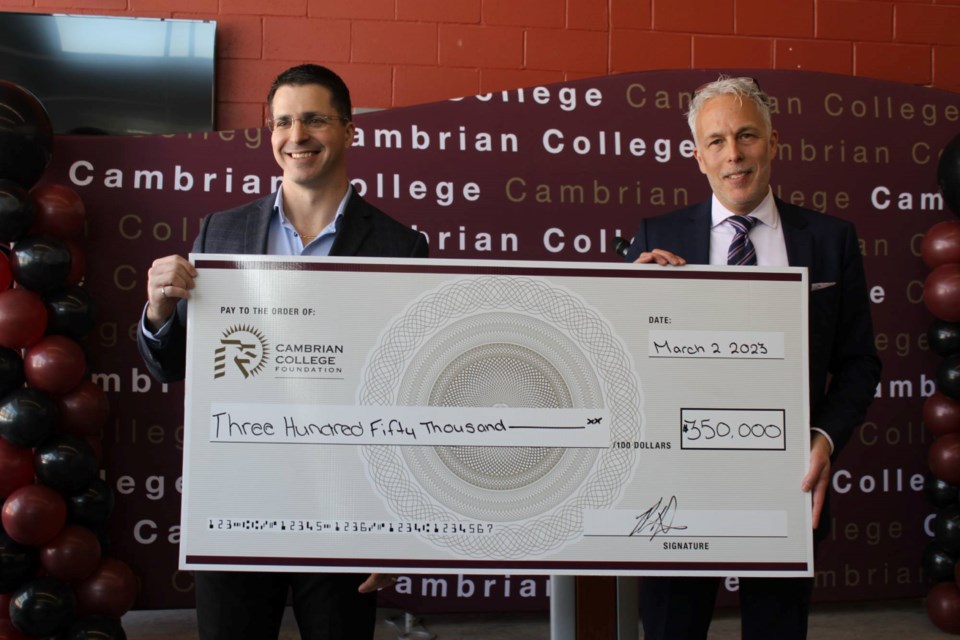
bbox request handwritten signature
[630,496,688,539]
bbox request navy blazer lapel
[245,195,273,254]
[686,200,712,264]
[776,199,813,268]
[330,192,372,256]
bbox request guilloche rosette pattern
[359,276,642,558]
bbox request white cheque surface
[181,255,812,577]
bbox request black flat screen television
[0,12,216,135]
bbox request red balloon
[28,184,85,240]
[1,484,67,546]
[931,433,960,485]
[928,582,960,633]
[64,240,84,287]
[926,264,960,322]
[75,557,138,618]
[58,380,109,437]
[925,392,960,438]
[0,439,34,499]
[0,253,10,291]
[0,619,31,640]
[24,335,86,395]
[40,525,101,583]
[923,221,960,269]
[0,288,47,349]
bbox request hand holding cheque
[634,246,832,529]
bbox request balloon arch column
[0,82,136,639]
[921,133,960,634]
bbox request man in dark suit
[625,76,880,639]
[138,64,427,640]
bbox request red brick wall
[3,0,957,131]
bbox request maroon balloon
[0,288,47,349]
[24,335,86,395]
[925,392,960,438]
[0,593,8,619]
[0,254,10,291]
[0,439,34,499]
[28,184,85,240]
[1,484,67,546]
[926,264,960,322]
[923,221,960,269]
[931,433,960,485]
[58,380,110,437]
[928,581,960,633]
[40,525,101,583]
[75,558,138,618]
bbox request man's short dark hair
[266,64,353,122]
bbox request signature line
[585,534,788,539]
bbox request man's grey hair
[686,75,772,143]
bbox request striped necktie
[726,215,759,266]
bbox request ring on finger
[161,285,167,298]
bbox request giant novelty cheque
[179,255,812,577]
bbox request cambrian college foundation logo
[214,325,270,379]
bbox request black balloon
[923,541,959,582]
[935,504,960,553]
[938,354,960,400]
[926,474,960,508]
[10,235,72,293]
[940,132,960,215]
[9,576,76,637]
[0,81,53,191]
[59,615,127,640]
[930,319,960,358]
[43,286,96,339]
[66,478,115,529]
[0,179,34,243]
[0,526,39,592]
[34,434,97,494]
[0,346,24,398]
[0,387,58,448]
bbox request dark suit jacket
[625,197,880,458]
[138,191,428,383]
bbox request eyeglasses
[266,114,348,131]
[694,77,761,95]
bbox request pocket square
[811,282,836,291]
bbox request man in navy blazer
[626,76,880,639]
[138,189,428,383]
[138,65,427,640]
